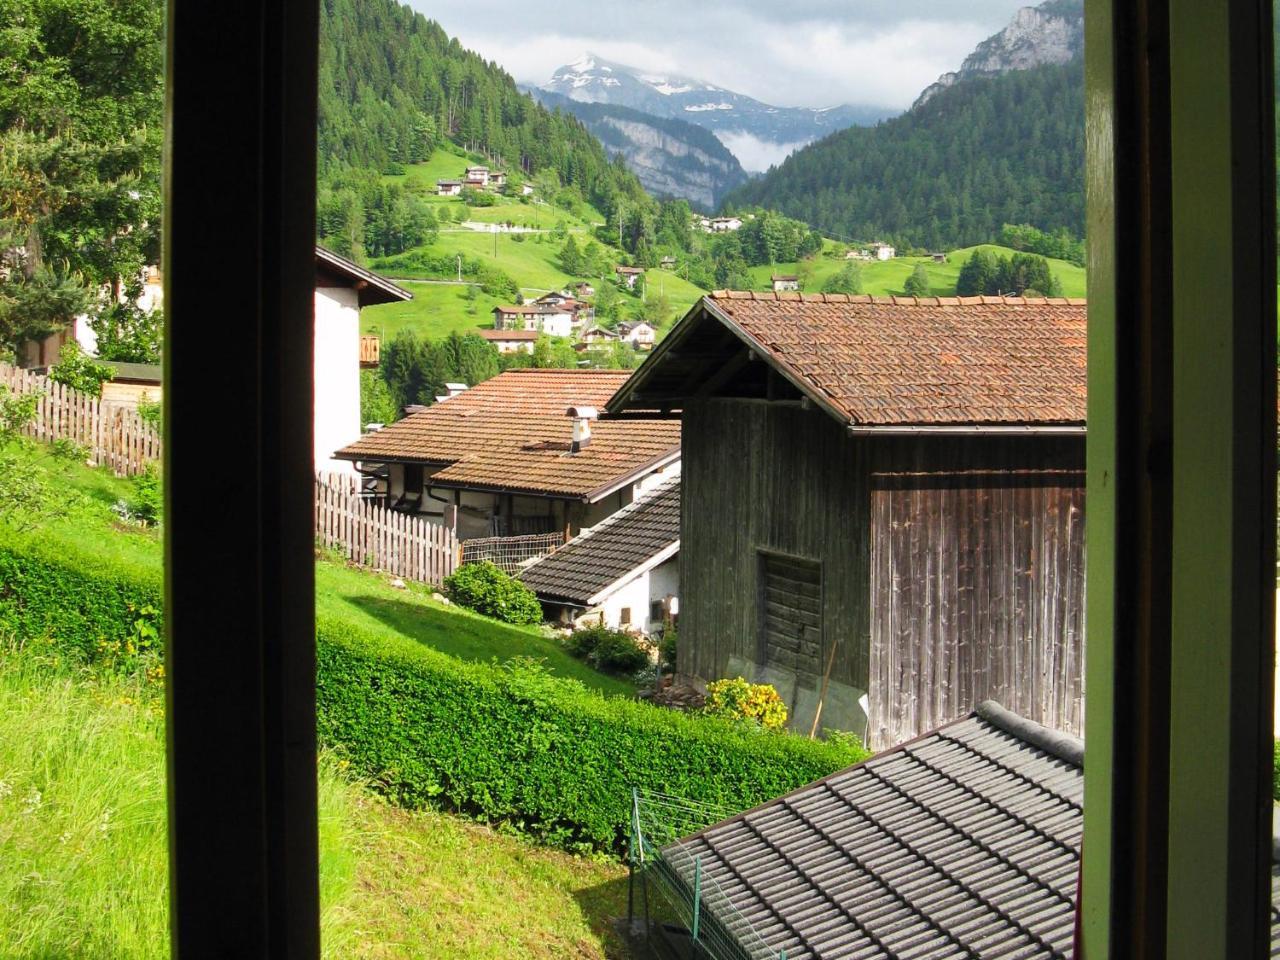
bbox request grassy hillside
[18,446,634,698]
[361,282,504,342]
[744,243,1086,299]
[0,651,629,959]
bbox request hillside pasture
[744,243,1087,299]
[361,282,502,342]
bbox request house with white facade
[436,179,463,196]
[334,369,681,541]
[314,246,411,473]
[521,474,680,635]
[464,165,489,185]
[709,216,743,232]
[871,242,896,260]
[521,183,535,197]
[771,274,800,292]
[492,303,574,338]
[477,328,538,354]
[617,321,656,350]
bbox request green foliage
[444,562,543,625]
[381,329,500,409]
[1274,739,1280,801]
[318,169,439,259]
[659,624,678,671]
[726,62,1084,251]
[0,543,868,852]
[48,342,115,398]
[90,303,162,363]
[136,397,162,433]
[903,263,932,297]
[0,0,164,349]
[998,223,1086,267]
[703,677,788,733]
[956,249,1062,297]
[565,625,650,676]
[821,262,864,295]
[369,249,517,299]
[120,463,162,527]
[359,369,399,427]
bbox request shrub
[443,561,542,625]
[565,625,649,675]
[48,342,114,398]
[0,542,869,852]
[703,677,788,733]
[122,463,162,526]
[659,624,678,671]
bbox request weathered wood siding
[680,399,872,728]
[680,396,1086,746]
[868,473,1086,748]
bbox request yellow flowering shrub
[703,677,788,732]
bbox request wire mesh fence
[630,790,786,960]
[460,531,564,574]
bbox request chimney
[566,405,598,453]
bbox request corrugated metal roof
[520,475,679,604]
[663,702,1085,959]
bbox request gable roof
[609,293,1087,432]
[334,369,680,501]
[314,246,411,307]
[661,701,1085,959]
[520,474,679,605]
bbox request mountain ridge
[539,52,892,172]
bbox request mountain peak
[914,0,1083,108]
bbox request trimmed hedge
[0,541,868,852]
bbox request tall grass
[0,647,360,958]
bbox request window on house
[620,607,631,626]
[758,551,823,678]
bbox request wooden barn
[607,292,1087,749]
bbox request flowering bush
[702,677,788,732]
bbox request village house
[608,292,1087,748]
[521,182,535,197]
[770,274,800,292]
[930,251,948,263]
[488,170,507,187]
[521,474,680,635]
[572,281,595,298]
[436,179,462,196]
[99,361,163,411]
[844,248,871,260]
[476,328,538,354]
[616,320,656,350]
[463,165,489,185]
[871,241,896,260]
[359,335,380,368]
[491,303,574,338]
[314,246,412,472]
[578,325,620,346]
[334,369,681,541]
[615,265,644,289]
[708,216,743,232]
[659,255,676,270]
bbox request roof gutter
[846,424,1087,437]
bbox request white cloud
[418,0,1032,110]
[713,131,811,172]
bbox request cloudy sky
[413,1,1031,111]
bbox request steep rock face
[528,90,749,210]
[915,0,1083,107]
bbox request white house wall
[314,286,361,474]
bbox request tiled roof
[521,475,679,604]
[664,702,1085,959]
[335,369,680,500]
[611,293,1087,428]
[476,329,538,341]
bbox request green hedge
[0,542,867,852]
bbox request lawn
[361,282,503,342]
[0,649,630,959]
[744,243,1087,299]
[9,444,634,697]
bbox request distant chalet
[610,292,1087,747]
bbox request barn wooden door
[867,475,1085,749]
[758,551,823,677]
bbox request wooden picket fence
[0,362,162,476]
[314,471,460,585]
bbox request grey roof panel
[520,474,679,605]
[662,705,1086,960]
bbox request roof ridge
[706,290,1086,306]
[975,701,1084,767]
